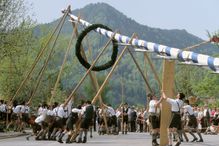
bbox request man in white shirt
[183,100,203,142]
[148,93,161,146]
[203,104,211,133]
[162,92,185,146]
[104,104,118,134]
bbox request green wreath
[75,24,118,71]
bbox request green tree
[192,72,219,98]
[0,0,37,101]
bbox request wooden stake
[127,48,153,93]
[160,60,175,146]
[144,53,162,89]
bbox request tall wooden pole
[120,77,124,133]
[69,15,109,134]
[91,34,136,103]
[160,60,175,146]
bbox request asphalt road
[0,132,219,146]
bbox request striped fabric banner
[69,13,219,73]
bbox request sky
[25,0,219,40]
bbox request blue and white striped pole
[69,13,219,73]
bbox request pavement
[0,131,30,140]
[0,131,219,146]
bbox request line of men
[32,100,144,143]
[33,100,94,143]
[1,98,149,143]
[0,100,30,133]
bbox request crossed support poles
[32,5,176,144]
[65,6,167,141]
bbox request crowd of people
[0,96,219,145]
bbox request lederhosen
[122,107,128,124]
[11,107,19,121]
[110,115,117,127]
[0,106,7,121]
[169,101,182,129]
[149,112,160,129]
[187,113,198,129]
[22,107,29,123]
[81,105,94,129]
[66,112,78,131]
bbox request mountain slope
[33,3,219,106]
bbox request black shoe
[153,142,160,146]
[152,140,159,146]
[58,139,63,143]
[65,137,70,143]
[197,139,203,142]
[82,137,87,143]
[174,141,181,146]
[35,137,41,141]
[191,138,198,142]
[77,138,82,143]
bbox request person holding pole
[161,92,185,146]
[148,93,162,146]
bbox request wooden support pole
[10,6,70,102]
[69,17,110,134]
[49,19,76,104]
[26,8,69,105]
[144,53,162,89]
[160,60,175,146]
[143,54,150,110]
[91,34,136,103]
[127,48,153,93]
[63,31,117,107]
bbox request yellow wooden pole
[26,8,69,105]
[63,31,117,107]
[69,16,110,134]
[144,53,162,89]
[10,6,70,102]
[127,48,153,93]
[160,60,175,146]
[91,34,136,103]
[49,18,76,104]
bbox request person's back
[130,109,137,121]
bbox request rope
[11,6,71,102]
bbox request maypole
[66,7,219,146]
